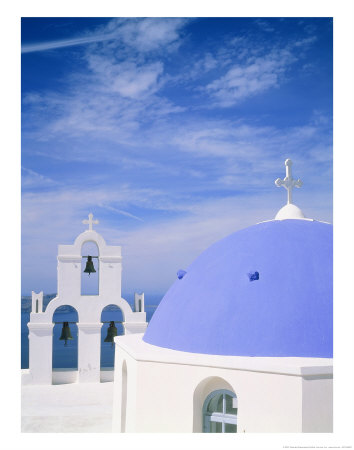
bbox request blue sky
[21,17,333,296]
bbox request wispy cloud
[98,203,144,222]
[205,49,295,106]
[22,18,320,148]
[106,18,188,53]
[86,56,164,99]
[22,33,118,54]
[21,167,59,188]
[22,18,188,54]
[253,19,276,33]
[22,103,332,196]
[22,51,183,144]
[293,36,318,47]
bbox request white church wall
[134,360,196,432]
[302,375,333,432]
[100,368,114,383]
[77,323,102,383]
[57,255,82,299]
[22,368,114,385]
[112,355,123,431]
[52,368,78,384]
[112,347,138,432]
[99,255,122,298]
[112,347,306,433]
[28,323,54,385]
[234,369,303,433]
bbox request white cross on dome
[275,159,303,205]
[274,159,307,220]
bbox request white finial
[82,213,99,231]
[275,159,303,205]
[274,159,307,220]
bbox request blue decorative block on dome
[177,270,187,280]
[248,271,259,281]
[143,219,333,358]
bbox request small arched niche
[193,376,237,433]
[100,304,124,369]
[52,305,79,370]
[81,241,99,295]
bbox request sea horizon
[21,293,163,369]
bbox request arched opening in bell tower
[100,304,124,370]
[81,241,99,295]
[52,305,79,377]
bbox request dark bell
[104,321,118,346]
[84,255,96,275]
[59,322,73,346]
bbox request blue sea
[21,294,162,369]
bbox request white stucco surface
[112,335,333,433]
[22,378,114,432]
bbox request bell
[84,255,96,276]
[104,321,118,346]
[59,322,73,346]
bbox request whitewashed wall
[112,336,333,433]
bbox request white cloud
[114,18,187,53]
[86,56,164,99]
[22,18,188,55]
[293,36,318,47]
[254,19,276,33]
[21,167,59,188]
[205,50,295,106]
[23,54,182,144]
[113,63,163,98]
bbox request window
[203,389,237,433]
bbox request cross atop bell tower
[275,159,303,205]
[82,213,99,231]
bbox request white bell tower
[26,214,148,385]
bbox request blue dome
[143,220,333,358]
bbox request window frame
[203,389,237,433]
